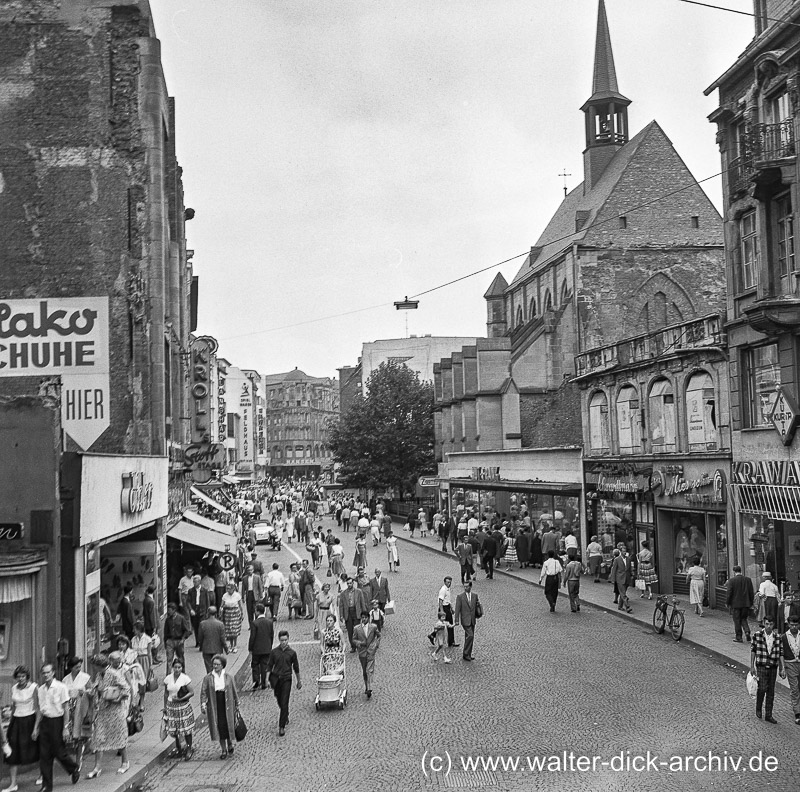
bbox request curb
[394,532,782,686]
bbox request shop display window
[616,385,641,455]
[743,344,780,427]
[672,514,707,574]
[597,499,634,551]
[648,379,676,451]
[714,517,730,588]
[85,592,99,658]
[686,372,717,450]
[743,514,800,588]
[588,391,610,452]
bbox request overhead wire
[678,0,800,29]
[220,164,726,342]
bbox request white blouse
[11,682,36,717]
[63,671,91,695]
[163,672,192,701]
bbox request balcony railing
[575,314,724,379]
[728,120,796,198]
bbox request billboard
[0,298,110,449]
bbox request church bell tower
[581,0,631,192]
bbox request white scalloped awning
[0,575,32,603]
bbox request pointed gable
[484,272,508,298]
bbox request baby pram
[315,650,347,710]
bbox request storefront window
[554,495,580,534]
[714,517,729,588]
[597,498,634,552]
[588,391,610,452]
[686,371,717,450]
[744,344,780,427]
[648,379,676,451]
[86,592,99,658]
[672,514,707,574]
[616,385,641,455]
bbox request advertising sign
[0,297,110,449]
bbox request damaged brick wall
[519,380,583,448]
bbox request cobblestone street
[138,525,797,792]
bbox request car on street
[253,521,281,549]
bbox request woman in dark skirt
[199,655,240,759]
[1,665,39,792]
[516,529,531,569]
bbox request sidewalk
[89,621,253,792]
[394,525,790,691]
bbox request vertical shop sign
[187,336,222,483]
[0,297,110,449]
[239,382,253,465]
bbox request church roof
[508,121,722,288]
[483,272,508,298]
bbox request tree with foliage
[328,361,435,494]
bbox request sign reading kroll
[120,471,154,514]
[187,336,223,483]
[0,298,110,449]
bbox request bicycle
[652,594,685,641]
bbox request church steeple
[581,0,631,193]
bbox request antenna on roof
[558,169,572,197]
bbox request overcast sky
[149,0,753,380]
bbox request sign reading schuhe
[0,297,110,449]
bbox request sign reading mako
[0,297,110,449]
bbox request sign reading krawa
[0,298,110,449]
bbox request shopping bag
[146,669,158,693]
[234,710,248,742]
[313,624,320,640]
[635,579,646,591]
[746,671,758,699]
[384,600,396,615]
[159,716,169,742]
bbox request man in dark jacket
[726,565,755,642]
[197,607,228,672]
[118,584,136,640]
[249,603,275,690]
[482,532,498,579]
[163,602,192,666]
[185,575,211,645]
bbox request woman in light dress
[221,581,244,652]
[315,582,337,638]
[131,621,153,687]
[386,531,399,572]
[86,652,133,777]
[685,559,707,616]
[636,540,658,600]
[319,613,346,676]
[284,563,303,620]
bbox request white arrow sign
[0,297,110,449]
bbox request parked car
[253,521,281,549]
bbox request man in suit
[338,577,368,652]
[455,538,474,584]
[726,564,755,642]
[118,584,136,640]
[142,584,161,663]
[609,549,632,613]
[163,601,192,666]
[369,567,391,613]
[482,531,498,579]
[241,563,265,625]
[197,606,228,673]
[453,580,481,661]
[750,616,785,723]
[352,612,381,698]
[186,575,211,644]
[249,603,275,690]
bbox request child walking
[430,611,451,663]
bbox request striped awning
[0,575,32,603]
[729,483,800,522]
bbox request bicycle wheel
[670,611,685,641]
[652,606,666,634]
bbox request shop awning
[168,521,233,553]
[183,510,234,533]
[446,478,582,494]
[730,483,800,522]
[190,486,230,514]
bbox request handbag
[268,672,279,690]
[101,685,123,703]
[234,709,248,742]
[475,601,483,619]
[159,716,168,742]
[746,671,758,699]
[635,579,646,591]
[326,568,332,577]
[395,557,400,567]
[127,705,144,736]
[146,669,158,693]
[313,624,320,640]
